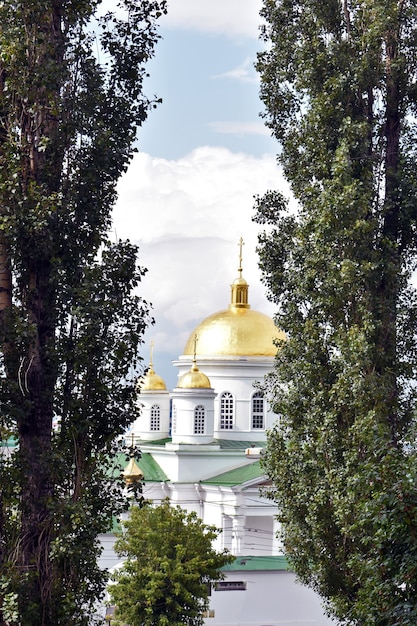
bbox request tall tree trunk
[378,22,402,445]
[13,4,64,622]
[17,262,56,625]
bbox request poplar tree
[255,1,417,624]
[0,1,166,623]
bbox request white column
[231,515,245,556]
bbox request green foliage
[109,500,234,626]
[0,1,166,623]
[255,1,417,624]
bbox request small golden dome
[139,342,167,391]
[177,361,211,389]
[122,457,144,484]
[140,366,167,391]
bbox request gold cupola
[178,336,211,389]
[122,434,144,484]
[139,342,167,391]
[183,238,285,357]
[122,457,144,484]
[177,360,212,389]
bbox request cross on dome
[181,239,284,357]
[149,340,155,369]
[238,236,245,278]
[230,236,249,308]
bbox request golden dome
[177,361,211,389]
[183,307,283,357]
[122,457,144,484]
[183,237,284,357]
[140,366,167,391]
[139,342,167,391]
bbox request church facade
[122,249,333,625]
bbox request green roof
[216,440,266,450]
[138,453,168,482]
[106,452,130,479]
[221,555,289,572]
[136,438,266,451]
[201,460,264,486]
[137,437,171,446]
[107,452,167,483]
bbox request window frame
[220,391,234,430]
[150,404,161,431]
[194,404,205,434]
[251,391,264,429]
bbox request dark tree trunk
[12,4,64,623]
[377,25,402,445]
[17,262,57,625]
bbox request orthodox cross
[238,237,245,277]
[149,340,154,369]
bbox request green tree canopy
[255,0,417,624]
[109,500,234,626]
[0,1,166,623]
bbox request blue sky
[138,29,277,159]
[112,0,291,388]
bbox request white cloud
[98,0,263,39]
[113,146,291,376]
[212,58,258,83]
[208,120,270,136]
[162,0,263,39]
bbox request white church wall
[205,570,334,626]
[242,515,274,555]
[141,481,167,506]
[148,446,259,483]
[173,357,277,441]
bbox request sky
[111,0,291,388]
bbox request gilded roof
[139,343,167,391]
[183,307,284,357]
[183,241,284,357]
[140,366,167,391]
[177,361,211,389]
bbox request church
[114,241,333,625]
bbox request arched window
[220,392,234,430]
[251,392,264,429]
[194,405,205,434]
[150,404,161,431]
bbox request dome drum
[171,388,216,445]
[133,390,170,441]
